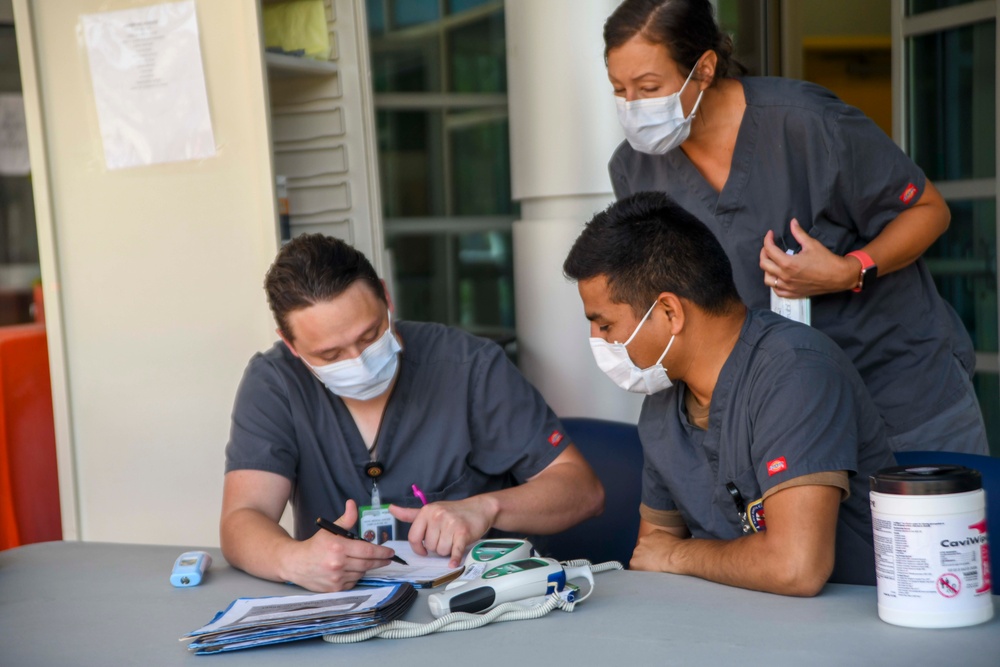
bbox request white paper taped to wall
[80,0,216,170]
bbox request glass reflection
[908,21,995,181]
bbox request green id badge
[359,505,396,545]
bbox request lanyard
[725,482,754,535]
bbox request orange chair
[0,323,61,550]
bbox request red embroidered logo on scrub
[548,430,563,446]
[767,457,787,476]
[900,183,918,205]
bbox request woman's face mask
[306,310,401,401]
[615,60,704,155]
[589,301,675,395]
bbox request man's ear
[658,293,686,336]
[277,329,299,358]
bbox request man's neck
[341,375,397,451]
[681,306,747,410]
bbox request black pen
[315,516,408,565]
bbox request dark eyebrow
[310,318,382,358]
[585,312,605,323]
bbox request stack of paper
[180,583,416,654]
[359,541,465,588]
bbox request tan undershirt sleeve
[639,503,688,528]
[762,470,850,502]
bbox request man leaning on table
[221,234,603,593]
[564,192,897,596]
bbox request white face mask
[615,62,704,155]
[307,311,402,401]
[590,301,675,395]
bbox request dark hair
[604,0,747,80]
[264,234,385,341]
[563,192,742,316]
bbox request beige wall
[15,0,279,546]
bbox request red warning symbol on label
[937,573,961,598]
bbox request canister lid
[870,465,982,495]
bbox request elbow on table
[772,553,834,597]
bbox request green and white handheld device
[428,556,594,617]
[467,539,535,565]
[446,538,536,589]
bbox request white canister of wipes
[870,465,993,628]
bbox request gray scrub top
[611,76,975,437]
[638,309,897,586]
[225,321,569,540]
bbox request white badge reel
[770,248,810,325]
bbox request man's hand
[281,500,395,592]
[630,525,688,572]
[389,495,499,568]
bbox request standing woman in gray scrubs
[603,0,988,455]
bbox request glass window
[366,0,386,35]
[388,230,514,331]
[447,11,506,93]
[904,7,999,455]
[368,1,515,340]
[908,0,978,15]
[0,24,40,326]
[371,38,442,93]
[908,21,996,181]
[391,0,440,28]
[449,112,513,215]
[924,199,997,353]
[448,0,495,14]
[377,110,445,218]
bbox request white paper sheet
[0,94,30,176]
[80,1,216,170]
[359,541,465,585]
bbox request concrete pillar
[506,0,642,421]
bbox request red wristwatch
[845,250,877,293]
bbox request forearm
[662,531,830,597]
[634,486,840,596]
[481,461,604,534]
[220,507,297,583]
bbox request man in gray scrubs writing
[222,234,603,592]
[564,192,896,595]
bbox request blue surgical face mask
[615,62,704,155]
[307,311,401,401]
[589,301,675,395]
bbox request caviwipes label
[872,507,990,613]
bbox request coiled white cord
[322,559,623,645]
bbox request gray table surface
[1,541,998,666]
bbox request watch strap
[845,250,876,293]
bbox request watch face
[861,265,878,291]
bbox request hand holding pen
[315,516,408,565]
